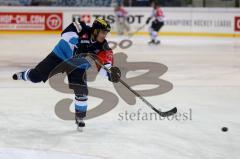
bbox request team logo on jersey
[81,33,89,39]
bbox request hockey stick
[87,54,177,117]
[127,24,146,39]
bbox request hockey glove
[107,67,121,83]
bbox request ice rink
[0,34,240,159]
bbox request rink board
[0,7,239,37]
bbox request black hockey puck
[12,74,17,80]
[221,127,228,132]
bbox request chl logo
[235,16,240,32]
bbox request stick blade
[158,107,177,117]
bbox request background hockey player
[12,18,121,129]
[145,2,165,45]
[114,3,130,35]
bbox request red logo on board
[235,16,240,32]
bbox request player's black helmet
[92,18,111,32]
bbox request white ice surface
[0,34,240,159]
[0,148,102,159]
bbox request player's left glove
[107,66,121,83]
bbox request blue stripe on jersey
[69,37,78,45]
[53,39,73,60]
[75,105,87,112]
[53,40,91,69]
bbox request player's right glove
[107,66,121,83]
[145,17,152,25]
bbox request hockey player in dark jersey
[12,18,121,129]
[146,2,165,45]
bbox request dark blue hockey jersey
[52,21,113,75]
